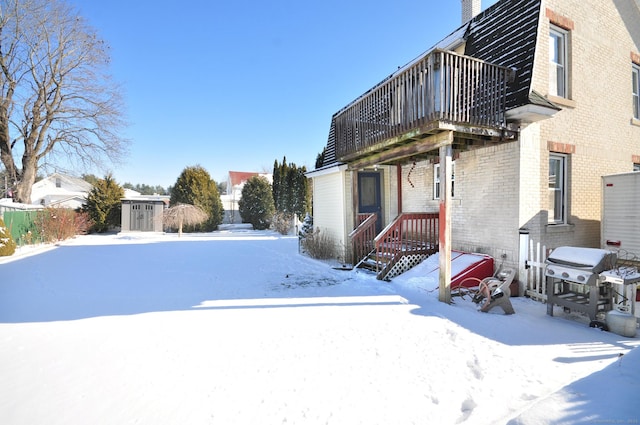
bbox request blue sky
[72,0,498,188]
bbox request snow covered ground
[1,228,639,425]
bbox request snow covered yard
[1,229,639,425]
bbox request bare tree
[0,0,128,203]
[163,203,209,237]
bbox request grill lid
[545,246,616,273]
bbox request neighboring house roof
[30,172,93,207]
[227,171,273,194]
[228,171,262,188]
[124,188,141,198]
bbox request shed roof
[121,195,170,204]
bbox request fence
[523,239,549,302]
[2,210,42,246]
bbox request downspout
[518,228,530,298]
[397,164,402,214]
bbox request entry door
[131,203,154,231]
[358,172,382,233]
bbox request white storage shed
[601,172,640,260]
[121,195,169,232]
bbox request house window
[633,63,639,119]
[55,177,61,188]
[434,163,455,199]
[548,154,568,224]
[634,163,640,172]
[549,26,569,98]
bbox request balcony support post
[438,139,453,304]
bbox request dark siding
[464,0,542,110]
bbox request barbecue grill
[545,246,617,322]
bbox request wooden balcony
[333,49,516,166]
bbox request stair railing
[349,213,377,265]
[374,212,439,279]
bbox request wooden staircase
[353,248,383,273]
[350,212,439,280]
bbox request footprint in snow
[457,398,477,423]
[466,355,484,380]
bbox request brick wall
[529,0,640,250]
[382,0,640,274]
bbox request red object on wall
[450,251,495,289]
[422,251,495,289]
[425,250,500,290]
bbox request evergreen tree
[272,159,280,211]
[285,166,298,213]
[82,174,100,186]
[271,158,309,220]
[292,166,308,219]
[315,147,326,169]
[122,182,168,195]
[298,213,313,239]
[170,165,224,231]
[217,181,226,196]
[239,176,275,230]
[85,174,124,233]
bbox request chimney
[461,0,481,23]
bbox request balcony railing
[334,49,513,160]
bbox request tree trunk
[0,0,128,205]
[0,115,19,193]
[14,156,37,204]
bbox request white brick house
[307,0,640,289]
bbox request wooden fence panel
[525,240,548,302]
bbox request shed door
[358,172,382,233]
[131,203,154,231]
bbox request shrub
[171,165,224,231]
[239,176,275,230]
[74,212,92,235]
[163,203,208,236]
[35,208,92,242]
[301,228,336,260]
[298,213,313,239]
[271,211,294,235]
[84,174,124,233]
[0,216,17,256]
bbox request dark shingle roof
[464,0,541,110]
[313,116,341,170]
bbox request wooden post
[351,170,358,265]
[438,142,453,304]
